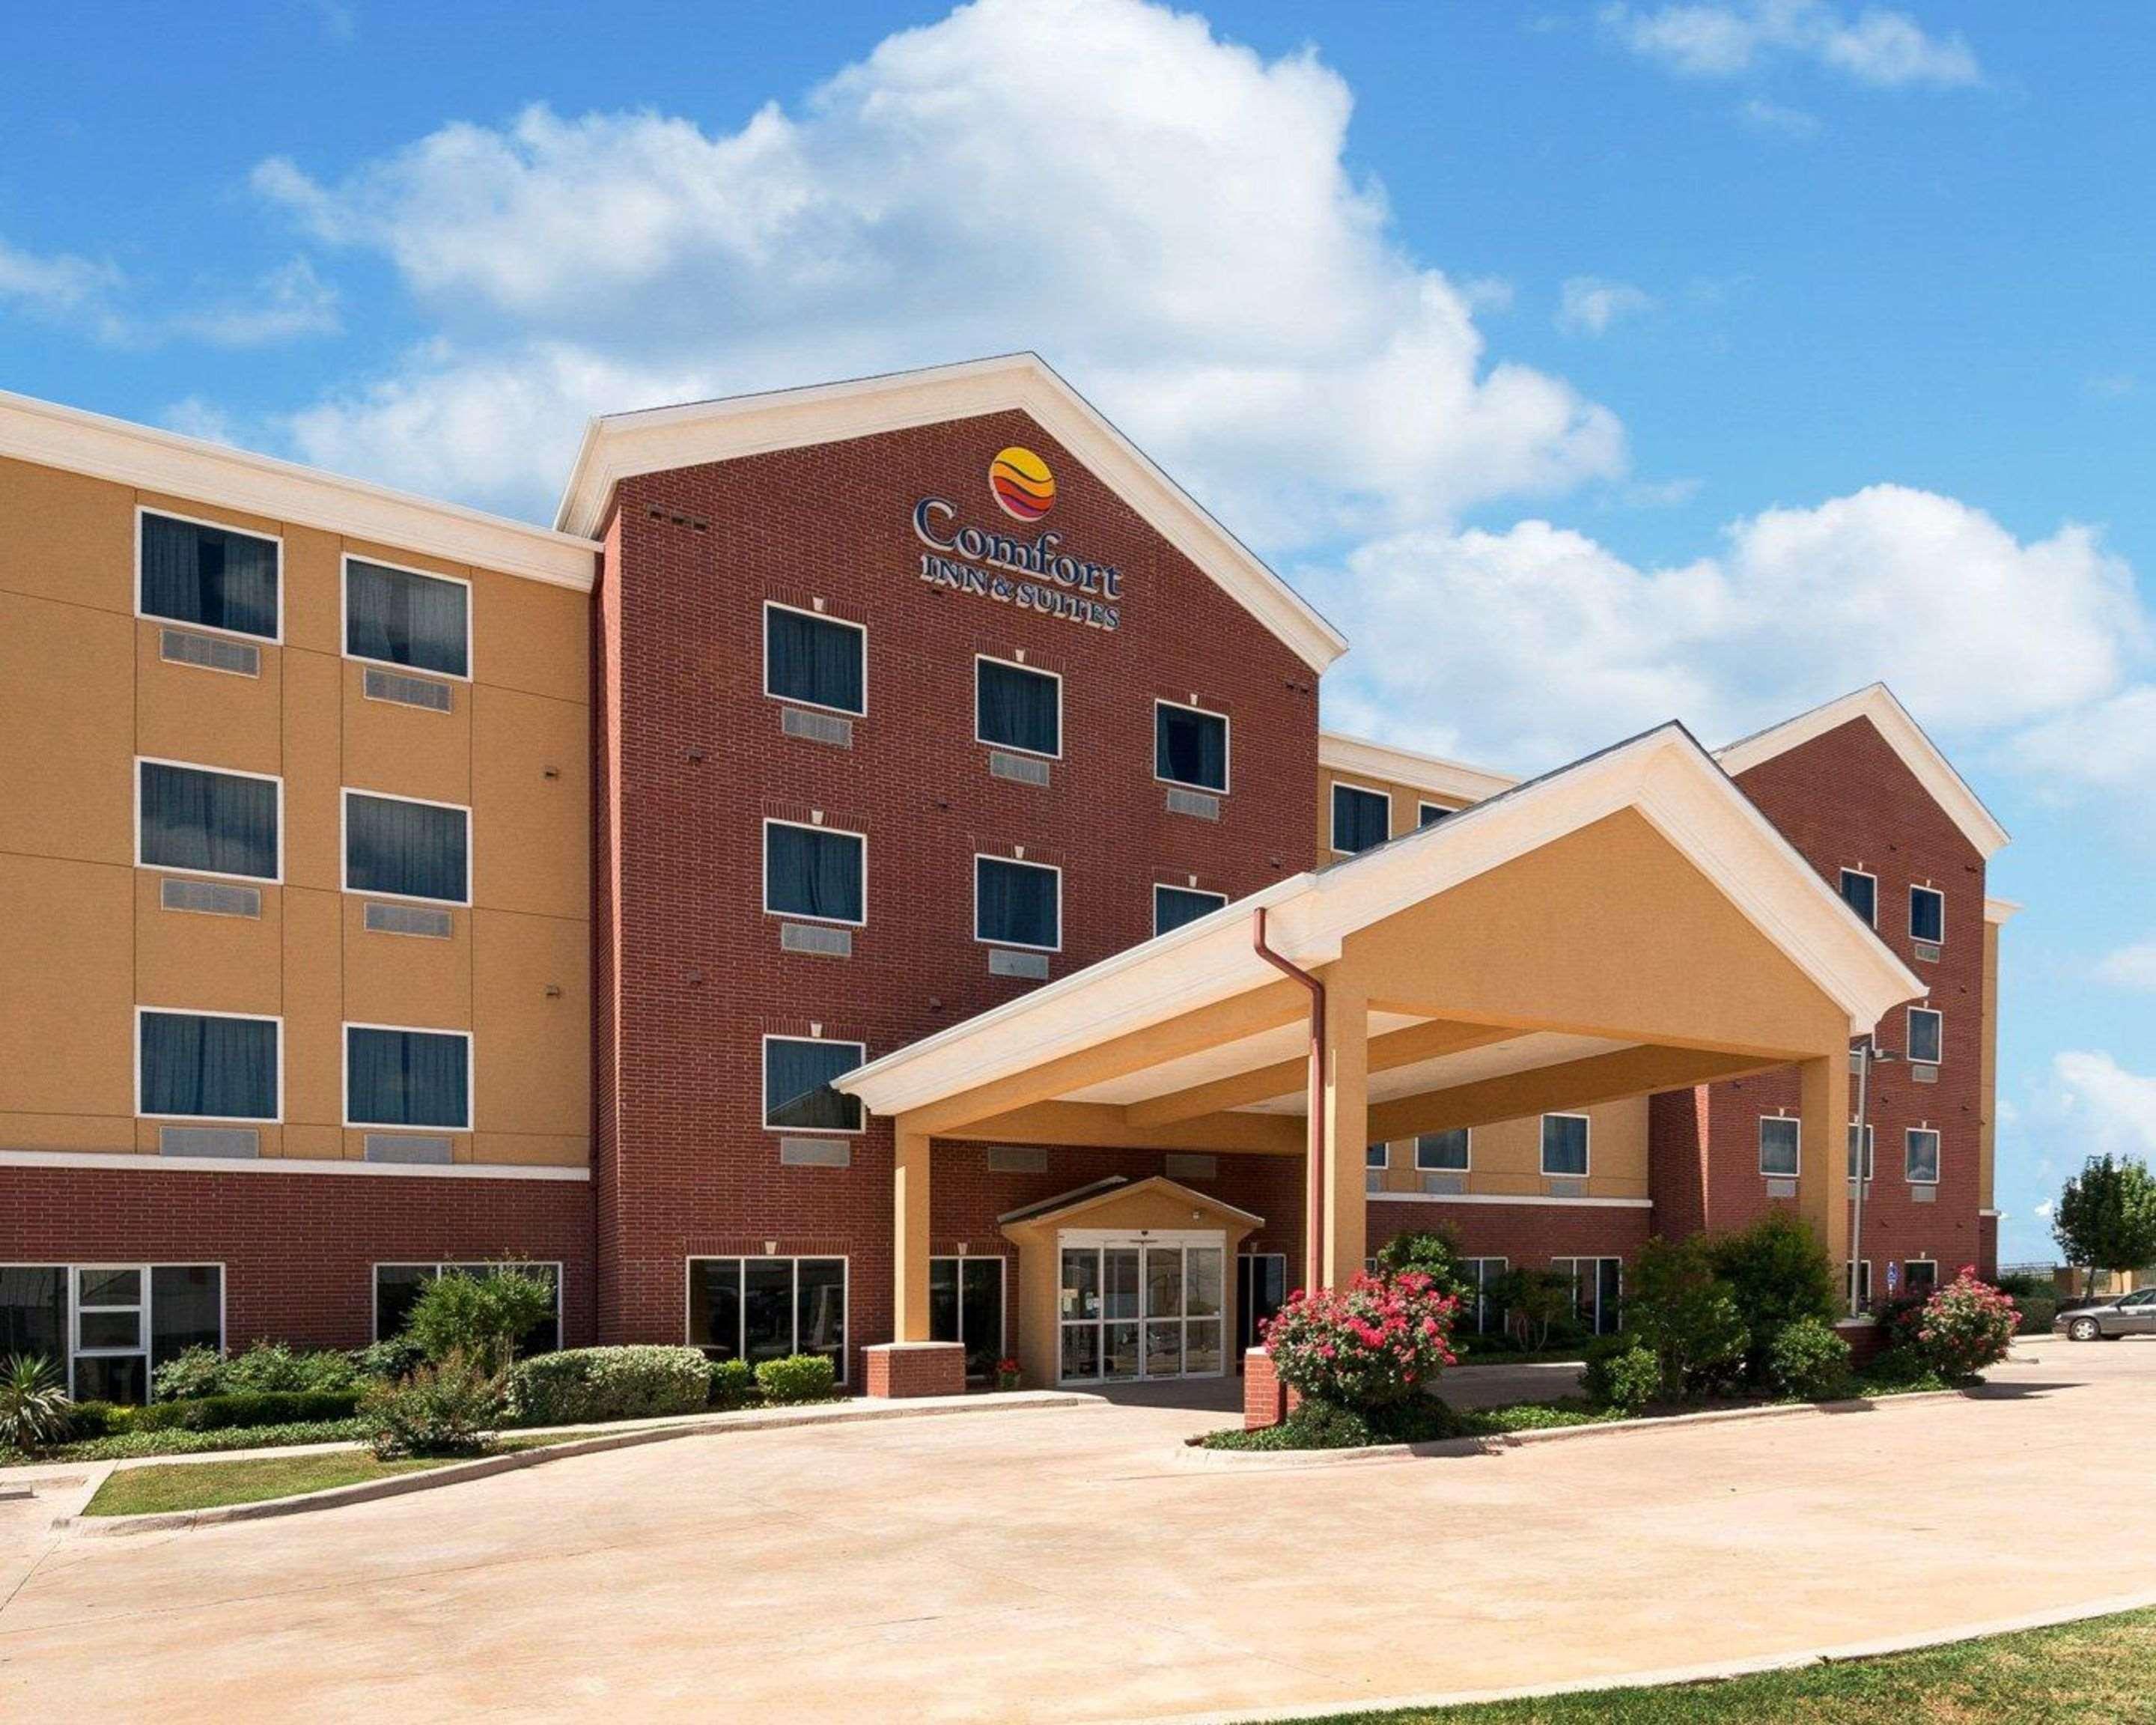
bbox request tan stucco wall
[1315,765,1468,861]
[0,455,591,1166]
[1980,919,2000,1211]
[1369,1096,1649,1200]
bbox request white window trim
[341,786,474,907]
[1330,779,1393,857]
[135,755,285,886]
[18,1262,229,1392]
[1151,882,1228,937]
[763,599,868,718]
[134,505,284,646]
[134,1006,283,1124]
[1907,1005,1944,1066]
[973,654,1063,761]
[1909,883,1947,945]
[1413,1128,1473,1173]
[972,852,1063,952]
[759,1032,868,1137]
[340,551,474,684]
[1153,697,1231,795]
[1758,1113,1802,1178]
[1848,1121,1875,1180]
[761,817,868,928]
[1539,1112,1592,1178]
[1905,1126,1943,1186]
[1460,1256,1507,1333]
[371,1260,562,1346]
[683,1253,852,1386]
[1839,867,1878,928]
[341,1020,475,1132]
[1901,1258,1939,1292]
[928,1253,1008,1362]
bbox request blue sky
[5,1,2150,1259]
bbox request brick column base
[862,1341,966,1399]
[1836,1318,1887,1369]
[1242,1347,1301,1430]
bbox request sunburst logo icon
[988,446,1055,521]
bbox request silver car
[2055,1289,2156,1340]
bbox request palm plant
[0,1354,73,1454]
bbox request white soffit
[1716,683,2009,860]
[552,353,1348,672]
[1318,731,1519,806]
[1238,1032,1633,1116]
[1062,1010,1426,1108]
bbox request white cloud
[169,258,341,347]
[1602,1,1982,88]
[2095,942,2156,992]
[2033,1199,2053,1221]
[0,236,125,333]
[2050,1052,2156,1160]
[1307,484,2149,768]
[247,0,1623,529]
[1558,276,1654,336]
[1738,97,1822,138]
[2010,685,2156,814]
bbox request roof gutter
[1252,906,1327,1295]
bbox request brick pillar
[863,1340,966,1399]
[1241,1346,1301,1430]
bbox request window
[975,855,1061,950]
[1848,1122,1875,1180]
[762,1035,865,1133]
[344,557,470,679]
[764,602,865,716]
[1237,1253,1287,1354]
[1905,1127,1941,1185]
[929,1256,1006,1381]
[1330,782,1391,855]
[138,759,280,882]
[1553,1257,1623,1336]
[374,1263,560,1354]
[1541,1113,1591,1177]
[1847,1259,1873,1310]
[1907,1006,1943,1065]
[1903,1259,1938,1297]
[138,509,278,641]
[1839,868,1878,928]
[687,1256,847,1381]
[345,1025,472,1130]
[1415,1129,1470,1172]
[1418,802,1452,829]
[1910,885,1946,945]
[763,820,865,925]
[2,1263,223,1406]
[1758,1116,1801,1178]
[344,791,470,904]
[975,657,1060,758]
[1459,1257,1506,1334]
[1153,883,1228,937]
[1154,700,1228,793]
[1366,1143,1389,1169]
[138,1010,278,1121]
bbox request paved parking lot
[5,1340,2156,1724]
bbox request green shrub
[1490,1267,1580,1351]
[1276,1399,1379,1449]
[359,1351,501,1459]
[1263,1272,1460,1411]
[1581,1336,1661,1413]
[64,1399,135,1439]
[709,1357,757,1411]
[754,1353,838,1405]
[1373,1227,1474,1306]
[1766,1316,1853,1400]
[54,1419,371,1462]
[150,1345,226,1402]
[503,1345,712,1426]
[404,1265,558,1372]
[1895,1268,2018,1379]
[129,1390,362,1432]
[352,1337,427,1382]
[1628,1235,1750,1401]
[1705,1212,1842,1382]
[1862,1345,1949,1391]
[222,1341,362,1396]
[0,1354,73,1453]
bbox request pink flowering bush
[1261,1271,1459,1410]
[1883,1268,2018,1381]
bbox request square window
[0,1268,66,1363]
[346,1026,471,1130]
[150,1265,223,1367]
[1154,702,1228,793]
[1847,1122,1875,1180]
[139,511,279,641]
[765,603,865,716]
[1365,1143,1389,1170]
[138,761,281,882]
[764,821,865,925]
[1758,1116,1801,1178]
[1418,803,1452,829]
[344,791,470,904]
[1331,783,1391,854]
[975,658,1061,758]
[139,1011,279,1121]
[975,856,1061,950]
[1907,1006,1943,1065]
[1910,885,1946,945]
[762,1036,866,1133]
[1905,1128,1941,1184]
[1839,869,1878,927]
[1904,1260,1937,1295]
[345,558,470,679]
[1541,1114,1590,1177]
[1415,1129,1470,1172]
[1153,883,1227,936]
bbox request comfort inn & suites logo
[910,447,1121,632]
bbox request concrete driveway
[4,1339,2155,1724]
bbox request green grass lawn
[82,1434,573,1516]
[1258,1607,2156,1724]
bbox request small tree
[1705,1211,1842,1384]
[1627,1235,1750,1400]
[2053,1154,2156,1297]
[404,1265,557,1373]
[1492,1267,1577,1351]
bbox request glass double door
[1059,1235,1225,1383]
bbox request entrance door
[1237,1252,1286,1357]
[1059,1232,1225,1383]
[929,1256,1006,1381]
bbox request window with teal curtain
[764,822,864,922]
[1152,884,1225,936]
[345,559,469,677]
[139,761,278,880]
[345,793,469,903]
[139,512,278,639]
[763,1038,865,1131]
[766,606,864,714]
[347,1026,470,1128]
[976,659,1060,755]
[975,857,1059,949]
[1155,702,1227,791]
[140,1011,278,1119]
[1415,1129,1470,1172]
[1331,783,1390,854]
[1540,1114,1589,1176]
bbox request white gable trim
[552,353,1349,672]
[1716,684,2008,859]
[1318,731,1517,806]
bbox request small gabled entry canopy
[844,723,1923,1352]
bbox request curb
[61,1390,1093,1534]
[1177,1386,1974,1467]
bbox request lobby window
[138,1010,279,1122]
[687,1256,847,1381]
[1459,1257,1506,1333]
[345,1025,472,1131]
[344,557,470,680]
[1154,700,1228,794]
[138,509,279,641]
[1910,884,1946,946]
[1905,1127,1941,1185]
[1330,782,1391,855]
[2,1264,223,1406]
[1848,1122,1875,1180]
[975,657,1061,758]
[138,759,280,882]
[1838,868,1877,928]
[929,1256,1006,1381]
[975,855,1060,951]
[1759,1115,1801,1178]
[1418,802,1453,829]
[764,602,865,716]
[762,1035,865,1134]
[1540,1113,1590,1178]
[1153,883,1227,937]
[374,1263,560,1354]
[763,820,865,926]
[1415,1129,1470,1172]
[1907,1006,1943,1066]
[344,790,470,904]
[1553,1256,1623,1336]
